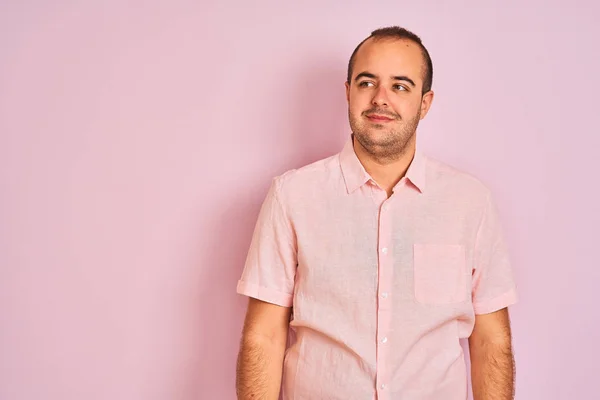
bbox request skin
[236,35,515,400]
[236,298,291,400]
[469,308,516,400]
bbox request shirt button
[380,384,386,390]
[381,247,388,254]
[381,337,388,343]
[381,292,388,298]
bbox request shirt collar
[339,135,427,194]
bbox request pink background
[1,1,598,399]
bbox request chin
[365,128,395,140]
[355,130,394,147]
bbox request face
[345,38,434,159]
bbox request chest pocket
[413,244,469,304]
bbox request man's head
[345,26,434,160]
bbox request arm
[469,307,515,400]
[236,297,292,400]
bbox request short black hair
[346,26,433,94]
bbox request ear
[345,81,350,103]
[419,90,435,120]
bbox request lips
[366,114,394,122]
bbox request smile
[366,114,395,122]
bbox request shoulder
[272,152,342,197]
[424,155,494,205]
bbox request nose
[372,85,389,107]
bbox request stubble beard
[349,109,421,162]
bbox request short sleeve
[236,175,297,307]
[471,192,518,315]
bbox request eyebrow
[354,71,416,87]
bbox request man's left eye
[394,85,407,91]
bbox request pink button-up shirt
[237,137,518,400]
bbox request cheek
[351,92,372,110]
[393,99,420,116]
[348,99,364,116]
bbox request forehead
[353,37,424,84]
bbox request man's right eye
[358,81,374,87]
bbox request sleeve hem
[236,280,293,307]
[473,288,518,315]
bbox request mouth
[366,114,395,123]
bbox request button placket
[376,199,393,397]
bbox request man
[235,26,518,400]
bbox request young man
[236,26,518,400]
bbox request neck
[352,134,416,196]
